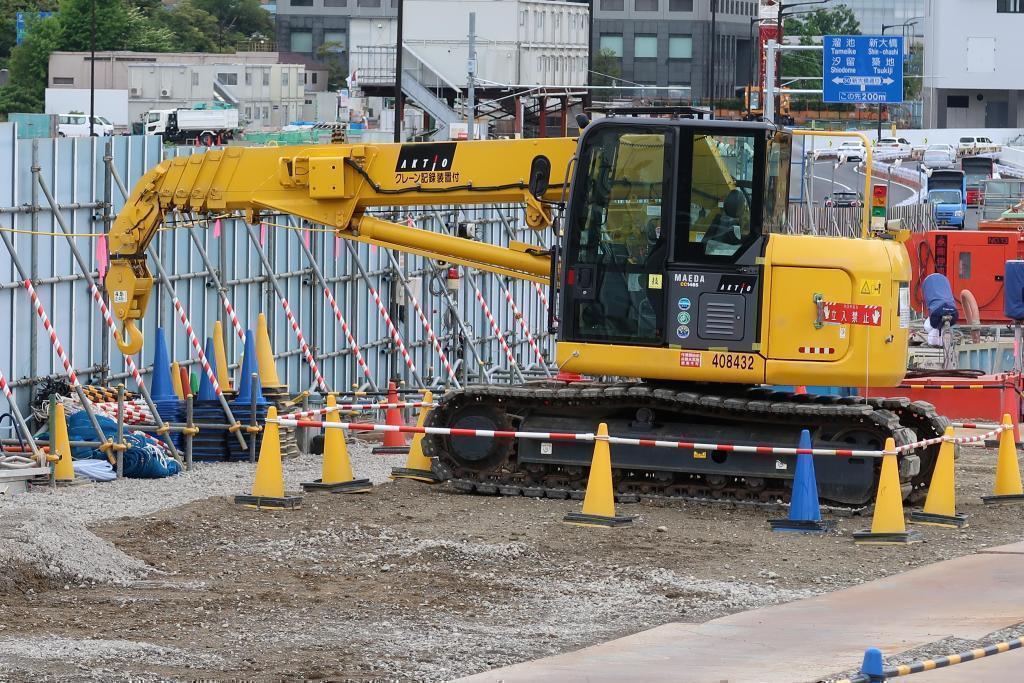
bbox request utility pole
[467,12,476,141]
[89,0,95,137]
[394,0,404,142]
[708,0,717,116]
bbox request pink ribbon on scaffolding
[95,234,108,282]
[260,222,268,246]
[213,218,222,238]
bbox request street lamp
[877,19,917,141]
[394,0,404,143]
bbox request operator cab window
[674,129,766,262]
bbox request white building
[923,0,1024,128]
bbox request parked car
[923,144,957,169]
[56,114,114,137]
[957,135,999,155]
[823,191,863,208]
[875,137,912,155]
[836,141,865,162]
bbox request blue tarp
[41,411,181,479]
[1005,261,1024,321]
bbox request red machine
[908,228,1024,324]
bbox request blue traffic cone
[197,337,219,402]
[233,330,268,406]
[768,429,837,533]
[859,647,886,682]
[150,327,177,402]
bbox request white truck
[144,108,239,145]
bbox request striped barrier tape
[62,396,153,425]
[171,295,223,396]
[322,285,375,384]
[88,282,148,390]
[270,419,1009,458]
[24,280,81,387]
[282,401,436,420]
[278,295,329,393]
[896,424,1009,452]
[367,282,418,375]
[951,421,1002,430]
[499,280,548,368]
[473,285,518,368]
[839,636,1024,683]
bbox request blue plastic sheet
[41,411,181,479]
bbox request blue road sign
[823,35,904,104]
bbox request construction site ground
[1,436,1022,682]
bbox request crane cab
[555,117,910,388]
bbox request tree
[189,0,272,47]
[316,40,346,90]
[781,5,861,82]
[591,48,621,87]
[123,5,176,52]
[56,0,129,52]
[0,12,59,113]
[155,1,224,53]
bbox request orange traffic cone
[373,381,410,455]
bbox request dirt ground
[1,442,1022,683]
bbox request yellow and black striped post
[838,636,1024,683]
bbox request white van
[957,136,998,155]
[57,114,114,137]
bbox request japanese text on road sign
[822,302,882,327]
[823,35,904,104]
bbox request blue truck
[927,169,967,229]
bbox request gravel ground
[0,439,1022,682]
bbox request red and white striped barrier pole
[498,279,551,376]
[896,424,1008,451]
[0,367,43,463]
[472,282,524,381]
[283,400,436,420]
[279,295,329,393]
[88,283,148,390]
[323,285,376,387]
[533,281,550,313]
[186,224,246,342]
[402,287,459,385]
[271,417,887,458]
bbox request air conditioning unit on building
[160,88,172,98]
[130,87,141,97]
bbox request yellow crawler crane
[106,118,946,505]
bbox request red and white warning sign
[679,351,702,367]
[822,302,882,327]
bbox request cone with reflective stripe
[769,429,836,533]
[564,423,633,527]
[910,427,967,526]
[854,437,919,544]
[50,396,74,482]
[212,320,232,393]
[255,313,284,389]
[391,390,441,482]
[302,394,372,493]
[372,381,410,454]
[982,414,1024,504]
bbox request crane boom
[106,138,577,355]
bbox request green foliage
[782,5,861,108]
[0,0,274,115]
[0,13,59,112]
[592,47,621,87]
[316,40,346,91]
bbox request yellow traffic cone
[982,414,1024,504]
[854,437,919,544]
[910,427,967,527]
[170,361,184,399]
[212,320,232,392]
[564,423,633,527]
[390,390,441,483]
[234,406,302,509]
[255,313,284,389]
[302,395,372,493]
[50,398,75,482]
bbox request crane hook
[116,319,144,356]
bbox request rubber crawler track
[422,383,950,509]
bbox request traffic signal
[871,184,888,219]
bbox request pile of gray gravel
[0,440,399,589]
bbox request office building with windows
[276,0,397,72]
[923,0,1024,127]
[593,0,757,100]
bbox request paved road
[800,160,920,207]
[458,542,1024,683]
